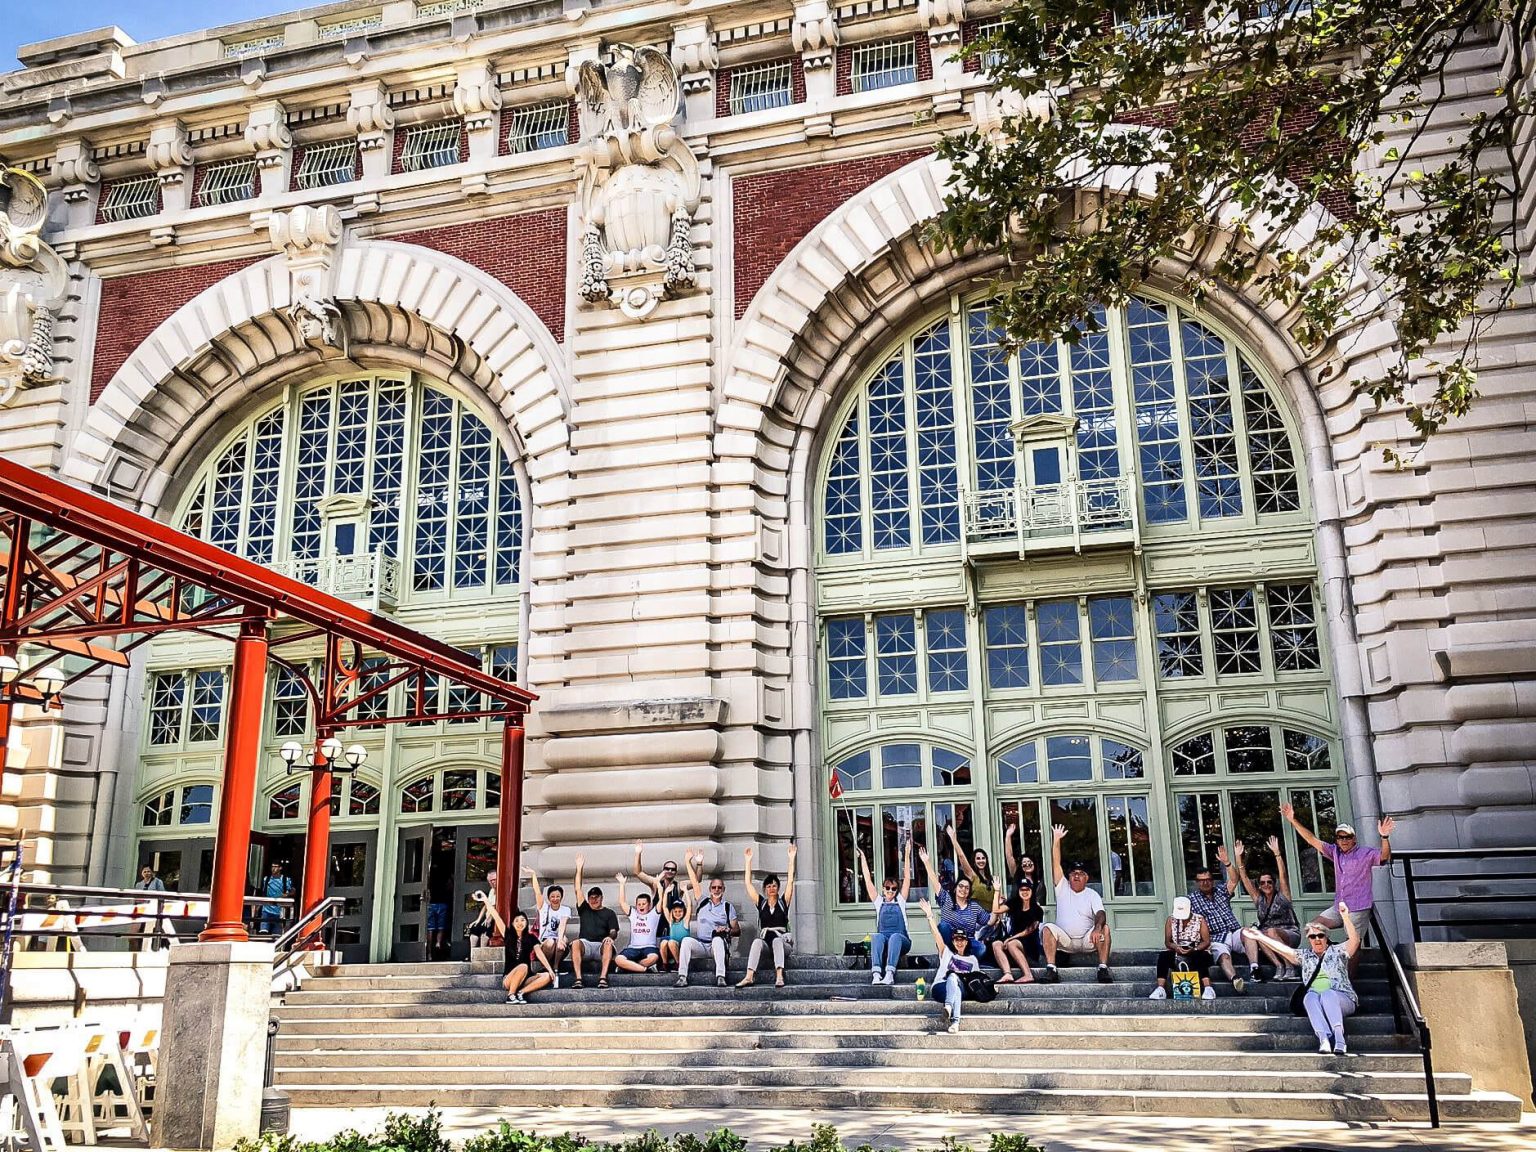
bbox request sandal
[774,978,786,989]
[736,974,756,988]
[598,978,609,989]
[573,979,584,989]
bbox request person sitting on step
[1188,847,1252,993]
[613,873,662,976]
[917,842,990,956]
[855,840,912,985]
[916,896,979,1035]
[570,855,619,989]
[522,863,572,974]
[736,844,797,989]
[500,908,557,1004]
[633,841,687,911]
[1232,836,1301,981]
[1149,896,1215,1000]
[1244,905,1361,1055]
[1041,824,1113,983]
[676,849,740,987]
[991,875,1041,984]
[659,895,693,972]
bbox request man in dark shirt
[426,837,456,961]
[571,854,619,987]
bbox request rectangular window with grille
[728,60,794,114]
[924,610,968,693]
[850,38,918,93]
[148,673,185,746]
[98,175,160,223]
[1268,583,1321,671]
[972,19,1005,71]
[295,140,359,189]
[507,102,570,153]
[196,157,257,207]
[1153,591,1204,677]
[400,120,464,172]
[826,617,867,700]
[983,604,1031,689]
[875,613,919,696]
[1210,586,1262,675]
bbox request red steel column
[200,618,270,943]
[300,727,335,925]
[497,722,525,927]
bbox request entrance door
[451,826,497,960]
[328,831,376,964]
[393,826,432,961]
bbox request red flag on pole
[828,766,844,800]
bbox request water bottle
[915,977,927,1002]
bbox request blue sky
[5,2,291,68]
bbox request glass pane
[834,805,874,904]
[996,741,1038,785]
[1181,318,1244,519]
[924,609,968,693]
[1037,600,1083,686]
[179,784,213,825]
[188,670,225,742]
[1101,739,1144,779]
[931,747,971,787]
[330,841,369,888]
[1210,587,1262,675]
[826,617,868,700]
[836,750,872,791]
[881,743,922,789]
[875,613,919,696]
[881,803,927,901]
[1283,729,1331,773]
[984,604,1030,689]
[1291,787,1338,895]
[349,780,381,815]
[1106,794,1155,897]
[824,408,863,554]
[934,802,974,893]
[1269,583,1321,671]
[968,305,1016,492]
[1045,734,1092,782]
[1127,298,1187,523]
[1089,596,1138,682]
[464,836,496,883]
[441,770,477,811]
[268,783,302,821]
[1048,796,1102,895]
[913,320,960,545]
[197,849,214,891]
[1176,791,1224,888]
[401,778,435,813]
[1171,732,1216,776]
[143,790,175,827]
[867,355,911,550]
[1031,445,1062,486]
[485,772,501,810]
[1229,790,1282,878]
[401,838,425,885]
[999,799,1045,885]
[1225,725,1275,773]
[1154,592,1204,677]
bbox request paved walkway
[290,1106,1536,1152]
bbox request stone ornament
[268,204,346,351]
[454,64,503,132]
[793,1,838,72]
[574,44,701,320]
[0,166,69,405]
[919,0,967,44]
[246,102,293,170]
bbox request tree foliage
[934,0,1532,459]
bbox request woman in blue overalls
[855,839,912,984]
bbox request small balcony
[962,476,1140,559]
[273,550,401,612]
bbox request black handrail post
[1401,857,1422,942]
[1421,1021,1439,1129]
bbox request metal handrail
[272,896,346,969]
[1368,905,1439,1129]
[1392,847,1536,942]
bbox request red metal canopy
[0,456,533,941]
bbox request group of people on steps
[468,805,1391,1054]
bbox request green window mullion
[1226,343,1261,525]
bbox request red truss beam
[0,457,534,722]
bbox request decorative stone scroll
[268,204,345,351]
[0,165,69,405]
[573,44,701,320]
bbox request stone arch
[710,153,1397,925]
[65,240,572,513]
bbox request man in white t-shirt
[523,864,572,972]
[1042,824,1113,983]
[613,873,661,973]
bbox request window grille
[507,102,569,154]
[295,140,359,189]
[850,38,917,93]
[319,13,384,38]
[416,0,482,17]
[98,175,160,223]
[728,60,794,114]
[196,157,257,206]
[972,19,1004,71]
[223,33,285,59]
[400,120,463,172]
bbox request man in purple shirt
[1282,804,1394,975]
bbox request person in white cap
[1149,896,1215,1000]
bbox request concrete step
[274,1044,1441,1074]
[272,1081,1524,1123]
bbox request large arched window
[820,295,1304,559]
[175,373,522,600]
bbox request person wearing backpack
[676,849,740,987]
[1149,896,1215,1000]
[736,844,797,989]
[916,896,983,1034]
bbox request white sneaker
[1318,1039,1332,1054]
[882,968,896,985]
[941,1002,953,1026]
[1201,986,1216,1000]
[1148,987,1167,1000]
[946,1021,960,1034]
[871,970,882,985]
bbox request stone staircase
[271,951,1523,1122]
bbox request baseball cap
[1335,823,1356,836]
[1172,896,1192,920]
[1068,860,1091,876]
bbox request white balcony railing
[963,476,1138,554]
[273,550,401,611]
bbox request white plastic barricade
[17,900,210,951]
[0,1024,150,1150]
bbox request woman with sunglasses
[1002,820,1043,894]
[856,841,912,984]
[1243,903,1361,1055]
[991,875,1041,984]
[917,896,981,1034]
[1232,836,1301,980]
